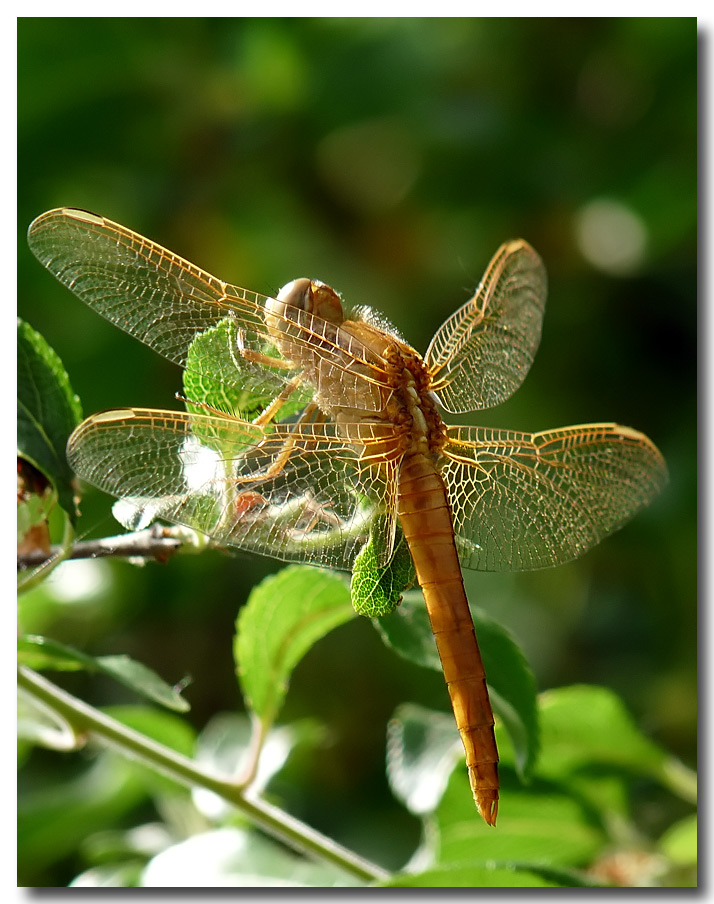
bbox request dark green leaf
[234,566,355,727]
[17,636,190,712]
[18,755,147,873]
[17,318,82,520]
[376,593,539,779]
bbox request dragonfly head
[271,278,345,326]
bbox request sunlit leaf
[234,566,355,727]
[100,705,197,795]
[141,827,366,887]
[183,317,310,423]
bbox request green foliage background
[18,18,696,886]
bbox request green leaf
[381,864,560,887]
[537,686,696,802]
[17,318,83,520]
[350,520,415,617]
[17,636,190,713]
[96,656,190,713]
[375,593,539,779]
[234,566,355,727]
[183,317,310,422]
[96,705,197,798]
[436,768,605,868]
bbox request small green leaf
[96,656,190,713]
[17,319,82,520]
[17,636,190,713]
[375,594,539,779]
[234,566,355,728]
[350,520,415,617]
[183,317,310,422]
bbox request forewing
[67,408,401,571]
[27,208,389,412]
[425,240,547,413]
[440,424,667,572]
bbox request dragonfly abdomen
[398,451,499,826]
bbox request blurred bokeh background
[18,18,696,884]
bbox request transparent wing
[67,407,403,571]
[425,240,547,414]
[27,208,391,412]
[440,423,667,572]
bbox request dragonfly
[27,208,667,826]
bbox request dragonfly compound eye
[273,278,344,325]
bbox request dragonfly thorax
[382,343,448,459]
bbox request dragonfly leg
[234,328,294,370]
[251,374,305,426]
[236,403,324,484]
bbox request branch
[17,525,189,570]
[17,666,389,884]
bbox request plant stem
[17,525,185,570]
[17,665,390,884]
